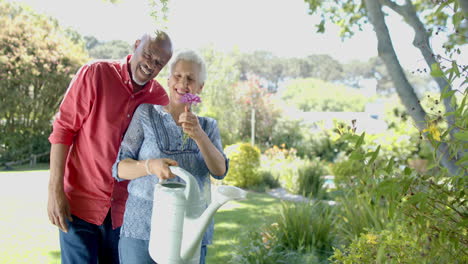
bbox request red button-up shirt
[48,55,169,229]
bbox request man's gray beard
[132,72,147,86]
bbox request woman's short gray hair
[169,50,207,84]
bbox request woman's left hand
[179,106,204,141]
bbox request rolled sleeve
[48,64,95,146]
[112,104,147,181]
[206,119,229,180]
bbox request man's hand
[47,188,73,233]
[149,158,178,180]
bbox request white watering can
[149,166,247,264]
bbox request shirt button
[131,95,135,99]
[127,114,130,118]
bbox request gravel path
[267,187,336,205]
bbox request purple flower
[180,93,202,105]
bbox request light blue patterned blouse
[112,104,229,245]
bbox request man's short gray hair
[169,50,207,84]
[137,31,172,52]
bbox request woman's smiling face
[168,60,204,105]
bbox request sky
[8,0,465,72]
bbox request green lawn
[207,192,283,263]
[1,162,50,172]
[0,170,282,264]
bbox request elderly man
[47,31,173,264]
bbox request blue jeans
[118,236,207,264]
[59,212,120,264]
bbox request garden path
[267,187,336,205]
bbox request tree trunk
[364,0,460,175]
[380,0,457,127]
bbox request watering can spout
[180,185,247,262]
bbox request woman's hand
[148,158,178,180]
[179,106,204,141]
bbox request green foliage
[230,227,304,264]
[260,145,330,196]
[330,225,462,264]
[235,50,287,90]
[269,117,307,156]
[235,75,282,149]
[231,201,335,264]
[282,78,369,112]
[307,129,353,162]
[329,85,467,260]
[198,46,243,146]
[297,158,329,199]
[0,0,88,162]
[223,143,262,188]
[249,170,281,192]
[86,39,131,59]
[274,201,336,257]
[260,145,305,194]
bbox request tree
[199,46,244,146]
[304,0,466,174]
[342,57,435,94]
[0,0,88,162]
[281,78,369,112]
[87,39,131,59]
[235,75,281,149]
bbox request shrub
[331,224,467,264]
[297,158,329,199]
[230,217,327,264]
[272,201,336,259]
[230,227,303,264]
[329,86,467,260]
[260,145,307,193]
[223,142,262,188]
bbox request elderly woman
[112,50,228,264]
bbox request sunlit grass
[207,192,283,263]
[0,170,60,264]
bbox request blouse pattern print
[112,104,229,245]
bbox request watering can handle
[169,166,199,201]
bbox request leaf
[435,1,450,13]
[455,155,468,166]
[385,158,394,174]
[452,11,463,28]
[368,145,380,165]
[454,131,468,141]
[451,60,460,76]
[404,167,412,176]
[354,132,365,149]
[430,63,444,77]
[441,90,456,100]
[316,19,325,33]
[350,150,364,161]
